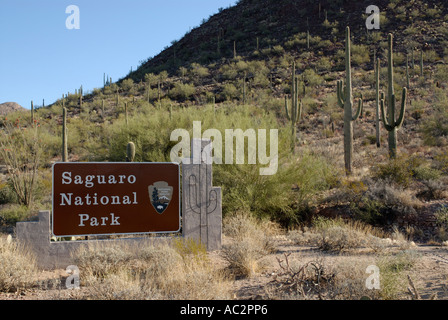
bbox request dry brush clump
[375,250,421,300]
[0,237,37,293]
[222,212,280,278]
[287,217,413,254]
[72,239,232,300]
[266,253,382,300]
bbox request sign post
[52,162,180,237]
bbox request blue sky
[0,0,237,109]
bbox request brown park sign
[52,162,180,237]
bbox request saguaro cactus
[406,54,410,89]
[285,61,303,151]
[375,58,382,148]
[336,26,363,175]
[242,71,247,105]
[380,33,407,159]
[126,142,135,162]
[30,101,34,126]
[124,102,128,126]
[306,30,310,50]
[79,85,83,109]
[62,107,68,162]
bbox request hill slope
[126,0,447,81]
[0,102,26,115]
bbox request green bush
[168,82,196,101]
[221,83,239,101]
[0,183,17,205]
[371,155,427,187]
[0,205,30,225]
[120,78,135,92]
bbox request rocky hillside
[0,102,25,115]
[126,0,447,81]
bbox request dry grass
[375,250,421,300]
[287,217,413,253]
[0,238,37,293]
[222,212,280,278]
[72,239,232,300]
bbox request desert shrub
[74,243,134,279]
[284,32,307,50]
[435,64,448,84]
[302,69,324,87]
[217,150,338,226]
[0,183,17,205]
[435,206,448,241]
[351,44,370,66]
[222,212,278,277]
[317,226,368,252]
[172,238,208,263]
[420,95,448,146]
[0,205,30,225]
[371,155,425,187]
[355,179,421,225]
[120,78,135,92]
[434,151,448,174]
[189,62,209,84]
[309,217,387,253]
[221,83,239,100]
[83,270,155,300]
[0,238,37,293]
[316,56,333,72]
[168,82,196,101]
[376,250,420,300]
[327,177,422,226]
[220,63,239,80]
[0,124,43,207]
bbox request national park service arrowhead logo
[148,181,173,214]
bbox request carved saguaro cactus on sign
[182,139,222,251]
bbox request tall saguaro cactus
[285,61,303,151]
[336,26,363,175]
[380,33,407,159]
[62,107,68,162]
[375,58,382,148]
[30,101,34,126]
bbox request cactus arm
[206,189,218,213]
[352,94,363,121]
[293,77,300,123]
[380,98,394,131]
[189,175,200,214]
[395,88,407,128]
